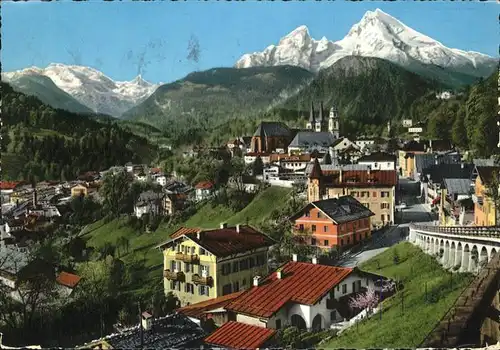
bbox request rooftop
[204,321,277,349]
[177,291,244,320]
[422,163,474,184]
[290,195,374,224]
[194,181,214,190]
[81,313,205,349]
[253,121,291,138]
[475,166,500,185]
[225,261,353,318]
[56,271,82,289]
[158,225,275,257]
[288,131,337,148]
[443,178,473,196]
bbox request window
[329,289,335,299]
[232,261,239,273]
[381,214,385,221]
[276,319,282,330]
[249,257,255,268]
[222,263,231,276]
[340,239,344,246]
[324,240,329,246]
[357,280,362,291]
[199,247,206,255]
[323,226,328,233]
[330,311,337,321]
[184,263,190,273]
[311,238,317,245]
[352,281,356,293]
[299,224,304,231]
[342,284,347,294]
[170,261,176,271]
[233,281,240,292]
[312,225,317,232]
[317,212,321,218]
[380,203,390,209]
[242,278,247,286]
[372,192,377,197]
[199,286,210,296]
[240,259,249,270]
[347,237,350,244]
[305,211,310,217]
[185,283,194,294]
[222,284,232,295]
[170,281,176,290]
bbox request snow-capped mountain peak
[3,64,160,117]
[235,9,497,77]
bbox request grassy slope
[321,242,473,348]
[82,186,292,295]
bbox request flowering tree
[348,285,378,312]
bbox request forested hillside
[1,82,158,181]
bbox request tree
[252,156,264,176]
[348,285,378,312]
[99,171,131,217]
[451,109,467,150]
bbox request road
[338,178,436,267]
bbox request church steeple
[329,104,340,139]
[315,101,324,132]
[309,157,323,179]
[306,101,316,130]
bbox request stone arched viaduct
[409,225,500,274]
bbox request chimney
[253,276,261,287]
[276,269,282,279]
[292,253,298,262]
[236,224,240,233]
[220,222,228,229]
[312,257,318,264]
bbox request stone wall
[421,254,500,348]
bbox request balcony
[472,194,483,205]
[192,273,213,287]
[175,252,200,264]
[163,270,185,282]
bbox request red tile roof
[0,181,22,190]
[225,262,353,318]
[204,321,276,349]
[195,181,214,190]
[150,167,162,174]
[56,271,81,288]
[165,225,274,257]
[178,291,244,320]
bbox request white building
[402,119,413,128]
[194,181,215,202]
[244,153,271,165]
[357,152,397,171]
[155,175,168,187]
[354,139,375,151]
[221,255,385,332]
[134,191,165,218]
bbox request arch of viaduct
[409,225,500,274]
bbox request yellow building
[156,224,274,306]
[71,184,88,197]
[473,167,500,226]
[397,141,427,178]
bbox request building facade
[473,167,500,226]
[157,224,274,306]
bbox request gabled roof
[288,131,337,148]
[443,178,473,196]
[194,181,214,190]
[0,181,23,190]
[357,152,396,163]
[225,261,353,318]
[290,195,374,224]
[56,271,81,288]
[159,225,275,257]
[204,321,276,349]
[309,158,323,179]
[429,139,453,152]
[402,140,426,152]
[415,153,461,174]
[475,166,500,185]
[178,291,244,320]
[253,122,291,138]
[422,163,474,184]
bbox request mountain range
[236,9,497,82]
[2,63,160,117]
[1,9,496,122]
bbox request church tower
[328,104,340,139]
[306,101,315,130]
[315,101,324,132]
[308,158,324,202]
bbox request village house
[398,140,428,178]
[194,181,215,202]
[290,195,374,250]
[413,152,462,182]
[408,121,425,135]
[212,255,384,334]
[354,138,376,152]
[357,152,397,171]
[472,166,500,226]
[438,178,474,226]
[70,183,98,198]
[244,152,271,165]
[1,181,25,205]
[134,191,165,218]
[55,271,82,298]
[306,160,398,228]
[156,224,274,307]
[250,122,292,154]
[420,163,474,206]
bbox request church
[288,101,341,156]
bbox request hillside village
[2,99,500,349]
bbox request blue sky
[2,1,497,84]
